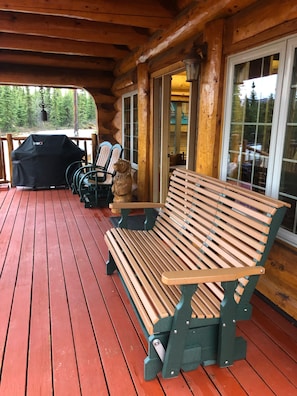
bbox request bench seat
[105,169,289,380]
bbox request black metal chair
[65,141,113,194]
[78,143,122,208]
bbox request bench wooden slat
[192,284,221,318]
[107,229,161,332]
[120,229,176,317]
[165,210,261,266]
[111,229,170,320]
[155,217,252,272]
[165,182,271,239]
[126,230,220,319]
[124,229,222,320]
[139,232,222,319]
[172,169,289,210]
[169,176,272,222]
[154,219,222,270]
[166,193,267,256]
[169,181,272,234]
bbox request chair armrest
[162,266,265,286]
[79,164,104,172]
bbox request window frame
[122,90,138,169]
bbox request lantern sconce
[183,42,208,82]
[39,86,48,122]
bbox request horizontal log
[225,18,297,55]
[97,110,117,124]
[115,0,259,75]
[88,90,117,105]
[112,70,137,92]
[0,11,149,48]
[0,63,113,89]
[227,0,297,45]
[0,50,115,72]
[257,239,297,320]
[0,33,129,58]
[1,0,174,29]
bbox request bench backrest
[153,169,288,303]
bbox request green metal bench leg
[217,280,246,367]
[144,208,157,230]
[106,252,117,275]
[144,334,168,380]
[161,284,197,378]
[117,208,131,228]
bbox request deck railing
[0,132,98,186]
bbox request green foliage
[0,86,96,133]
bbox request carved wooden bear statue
[111,159,132,213]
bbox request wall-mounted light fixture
[183,43,207,82]
[39,86,48,122]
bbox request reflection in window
[279,49,297,234]
[169,101,188,166]
[123,92,138,167]
[228,54,279,193]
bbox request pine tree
[0,85,97,133]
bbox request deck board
[27,192,52,395]
[0,187,296,395]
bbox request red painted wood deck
[0,187,296,396]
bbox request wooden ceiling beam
[0,0,174,29]
[0,33,129,58]
[0,11,149,48]
[0,63,113,89]
[0,50,115,72]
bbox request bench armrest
[162,266,265,285]
[109,202,165,210]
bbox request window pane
[133,94,138,164]
[123,96,131,161]
[227,54,279,193]
[279,49,297,234]
[122,93,138,166]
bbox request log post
[196,19,224,177]
[137,63,150,201]
[91,133,98,163]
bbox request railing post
[91,133,98,163]
[6,134,13,185]
[0,138,7,183]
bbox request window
[122,91,138,168]
[221,37,297,246]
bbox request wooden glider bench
[104,169,289,380]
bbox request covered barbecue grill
[12,134,85,188]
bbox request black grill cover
[12,134,85,188]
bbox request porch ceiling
[0,0,192,82]
[0,0,259,88]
